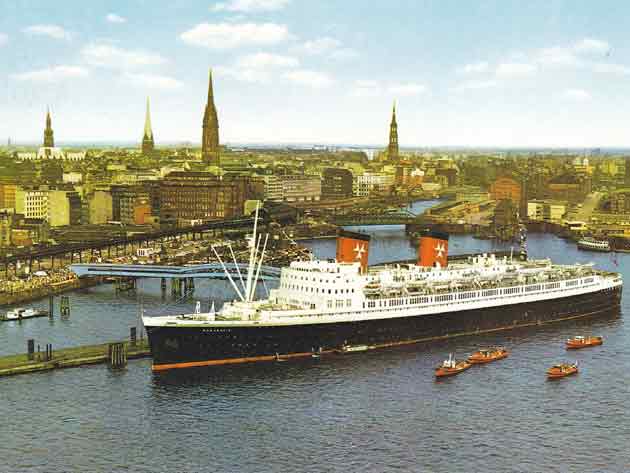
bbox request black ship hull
[146,286,622,371]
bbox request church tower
[387,102,399,162]
[43,107,54,147]
[142,97,155,155]
[202,68,220,166]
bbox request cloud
[496,62,537,78]
[295,37,341,55]
[23,24,71,40]
[452,79,498,91]
[180,22,289,49]
[283,69,334,88]
[212,0,290,12]
[561,88,591,101]
[106,13,127,24]
[81,43,166,69]
[12,65,89,83]
[235,52,298,68]
[215,65,272,83]
[0,33,7,46]
[121,72,183,89]
[574,38,610,55]
[387,83,427,96]
[591,62,630,75]
[458,61,488,74]
[291,36,359,60]
[350,80,381,97]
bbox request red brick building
[490,176,522,206]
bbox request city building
[387,102,399,162]
[547,173,591,203]
[321,168,353,199]
[48,190,81,227]
[0,183,17,210]
[160,172,252,222]
[0,210,14,247]
[353,173,394,197]
[87,189,113,224]
[202,69,220,165]
[142,97,155,155]
[111,185,151,225]
[15,187,49,220]
[610,189,630,214]
[490,176,522,206]
[263,175,322,202]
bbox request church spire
[43,106,54,147]
[387,100,399,162]
[202,67,220,166]
[142,97,155,154]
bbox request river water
[1,200,629,472]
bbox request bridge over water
[70,263,282,281]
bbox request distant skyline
[3,1,630,147]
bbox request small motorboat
[468,346,509,364]
[547,362,578,379]
[339,343,373,353]
[2,307,49,321]
[311,347,323,359]
[435,353,471,378]
[566,336,603,349]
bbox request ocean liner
[143,209,623,371]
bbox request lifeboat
[547,362,578,379]
[435,353,471,378]
[468,346,509,364]
[566,336,603,349]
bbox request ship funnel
[336,229,371,274]
[418,230,449,268]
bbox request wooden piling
[60,296,70,318]
[108,342,127,369]
[27,339,34,361]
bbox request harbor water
[1,201,629,472]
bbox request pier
[0,338,151,378]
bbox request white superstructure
[145,253,622,328]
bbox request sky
[2,0,630,148]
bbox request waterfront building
[321,168,354,199]
[142,97,155,155]
[527,200,567,223]
[547,173,591,203]
[263,175,322,202]
[625,157,630,186]
[160,172,251,222]
[202,69,220,166]
[387,102,399,162]
[490,176,522,206]
[610,189,630,214]
[353,173,394,197]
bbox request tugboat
[566,335,603,349]
[468,346,509,364]
[435,353,471,378]
[547,362,579,379]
